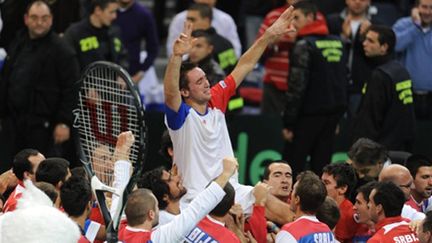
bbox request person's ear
[338,185,348,196]
[180,88,190,98]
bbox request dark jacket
[205,27,238,75]
[350,55,415,151]
[63,18,127,71]
[283,17,348,129]
[326,9,380,94]
[194,55,225,87]
[0,30,80,127]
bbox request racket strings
[77,66,143,186]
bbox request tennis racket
[73,61,146,243]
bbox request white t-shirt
[165,76,254,213]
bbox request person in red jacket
[322,163,359,242]
[368,181,419,243]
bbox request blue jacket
[393,17,432,91]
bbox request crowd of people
[0,0,432,242]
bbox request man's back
[277,215,336,242]
[368,216,419,243]
[185,216,240,243]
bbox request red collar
[375,216,406,232]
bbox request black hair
[295,171,327,214]
[191,29,214,46]
[405,154,432,178]
[60,176,92,217]
[367,25,396,54]
[179,62,198,90]
[316,197,340,230]
[372,181,406,218]
[357,181,378,203]
[348,138,387,166]
[210,182,235,217]
[90,0,117,13]
[26,0,52,15]
[292,0,318,19]
[159,130,173,162]
[322,163,357,198]
[12,149,40,180]
[188,3,213,21]
[36,158,70,187]
[262,160,290,181]
[137,167,170,210]
[422,211,432,233]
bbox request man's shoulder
[394,17,414,27]
[213,8,235,23]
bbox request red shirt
[118,219,152,243]
[185,216,240,243]
[244,205,267,243]
[335,198,359,243]
[3,180,25,213]
[368,216,418,243]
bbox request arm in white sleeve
[151,181,226,242]
[110,160,132,217]
[402,204,426,221]
[276,231,298,243]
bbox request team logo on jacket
[219,80,227,89]
[185,227,218,243]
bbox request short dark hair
[405,154,432,178]
[90,0,117,13]
[179,62,198,90]
[348,138,387,167]
[293,0,318,19]
[70,166,90,182]
[295,171,327,214]
[262,160,290,180]
[316,197,340,230]
[60,176,92,217]
[372,181,406,218]
[138,167,170,210]
[367,25,396,54]
[12,149,40,180]
[422,211,432,233]
[36,158,70,187]
[188,3,213,21]
[191,29,214,46]
[125,189,156,227]
[322,163,357,198]
[357,181,378,203]
[210,182,235,217]
[159,130,173,162]
[26,0,52,15]
[35,181,59,205]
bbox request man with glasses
[0,0,79,166]
[379,164,425,221]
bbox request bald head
[379,164,413,200]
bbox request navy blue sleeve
[165,102,190,130]
[139,6,159,72]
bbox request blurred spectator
[327,0,380,117]
[350,25,415,151]
[258,0,296,115]
[0,1,79,164]
[316,196,341,231]
[35,157,71,191]
[312,0,346,16]
[241,0,285,48]
[393,0,432,120]
[186,3,237,74]
[166,0,241,58]
[115,0,159,84]
[64,0,127,71]
[282,1,347,176]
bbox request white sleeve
[166,12,186,57]
[151,181,226,242]
[213,9,242,58]
[110,160,132,216]
[402,204,426,221]
[276,230,298,243]
[85,221,101,242]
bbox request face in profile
[189,37,213,64]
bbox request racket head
[73,61,147,237]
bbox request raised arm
[163,22,194,112]
[230,6,295,87]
